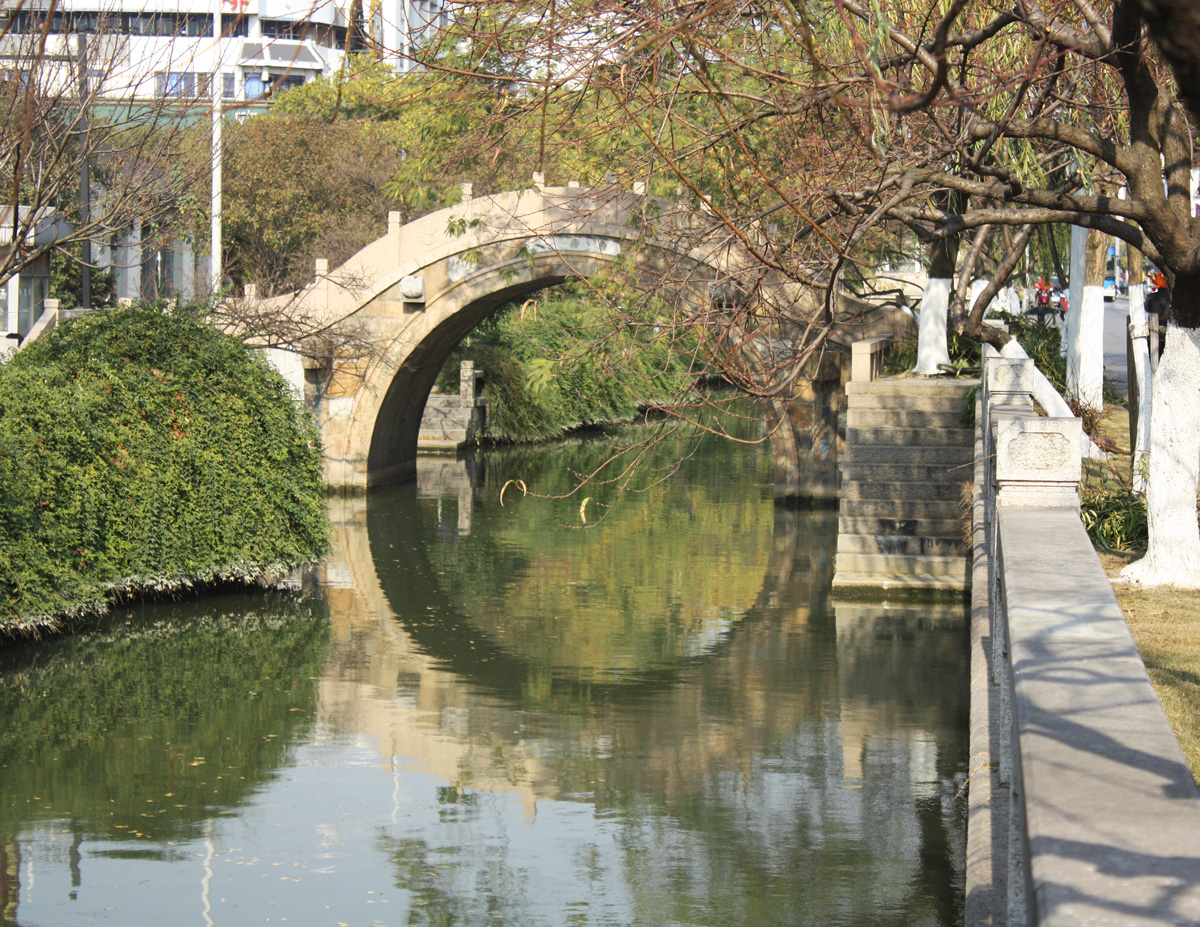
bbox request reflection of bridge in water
[315,461,967,862]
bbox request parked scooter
[1032,278,1059,324]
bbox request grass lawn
[1091,402,1200,784]
[1101,550,1200,783]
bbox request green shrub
[1080,486,1148,551]
[0,304,328,631]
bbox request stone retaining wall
[417,360,487,450]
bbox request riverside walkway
[966,348,1200,927]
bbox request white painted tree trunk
[969,278,989,316]
[1127,283,1153,493]
[1121,325,1200,589]
[915,277,952,375]
[1067,284,1105,412]
[1065,225,1087,359]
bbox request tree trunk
[914,234,956,375]
[1121,323,1200,588]
[915,278,953,374]
[1127,251,1152,491]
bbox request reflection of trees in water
[0,591,330,846]
[352,446,967,924]
[384,829,534,927]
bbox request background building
[0,0,447,104]
[0,0,446,333]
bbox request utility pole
[77,34,91,309]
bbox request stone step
[838,515,966,539]
[846,377,978,398]
[845,392,970,414]
[831,571,969,593]
[841,444,974,466]
[837,533,967,557]
[840,462,974,484]
[846,426,974,448]
[841,479,967,502]
[840,498,966,519]
[835,551,970,578]
[847,408,972,430]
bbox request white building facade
[0,0,446,105]
[0,0,445,335]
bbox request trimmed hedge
[0,305,328,632]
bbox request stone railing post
[981,348,1036,695]
[458,360,476,400]
[850,335,890,382]
[314,258,331,307]
[992,415,1082,508]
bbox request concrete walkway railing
[969,346,1200,926]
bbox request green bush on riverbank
[436,281,701,442]
[0,304,328,633]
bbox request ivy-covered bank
[0,305,328,634]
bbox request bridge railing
[969,346,1200,927]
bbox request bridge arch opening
[367,272,573,484]
[359,244,721,488]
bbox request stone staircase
[832,376,977,594]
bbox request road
[1104,295,1130,399]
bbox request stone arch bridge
[242,181,908,497]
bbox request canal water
[0,420,969,926]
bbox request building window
[156,72,196,98]
[260,20,310,40]
[244,74,265,100]
[275,74,305,93]
[185,14,214,37]
[222,73,236,99]
[126,13,156,35]
[222,14,249,37]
